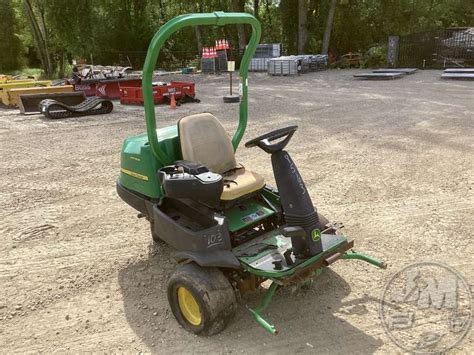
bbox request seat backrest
[178,113,237,174]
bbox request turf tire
[167,263,237,336]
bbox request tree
[322,0,337,55]
[253,0,260,20]
[280,0,298,54]
[6,0,473,75]
[0,0,23,72]
[23,0,53,77]
[298,0,308,54]
[194,2,204,53]
[232,0,247,53]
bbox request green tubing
[343,250,387,269]
[248,282,278,334]
[248,308,277,335]
[142,12,261,164]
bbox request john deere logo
[311,229,321,242]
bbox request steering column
[245,126,323,258]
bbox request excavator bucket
[19,91,86,115]
[0,80,51,90]
[1,85,73,107]
[0,78,35,84]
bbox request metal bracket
[342,250,387,269]
[246,249,386,335]
[321,222,344,233]
[247,282,279,335]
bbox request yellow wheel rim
[177,286,202,326]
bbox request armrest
[174,160,209,175]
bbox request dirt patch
[0,70,472,353]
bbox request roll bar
[142,12,262,165]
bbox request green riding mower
[117,12,386,335]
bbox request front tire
[167,263,237,336]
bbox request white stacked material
[249,44,282,72]
[254,44,282,58]
[250,58,271,72]
[267,54,328,75]
[268,57,300,76]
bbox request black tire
[223,94,240,103]
[167,263,237,336]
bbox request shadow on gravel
[119,246,383,353]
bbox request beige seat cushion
[221,168,265,201]
[179,113,237,174]
[179,112,265,201]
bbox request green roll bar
[142,12,262,165]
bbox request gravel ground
[0,69,472,353]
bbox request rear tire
[167,263,237,336]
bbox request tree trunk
[254,0,260,19]
[194,2,204,54]
[265,0,272,26]
[297,0,308,54]
[24,0,53,78]
[195,26,203,53]
[36,1,53,77]
[322,0,337,55]
[232,0,247,53]
[58,52,65,78]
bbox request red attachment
[71,81,97,96]
[119,80,196,105]
[70,78,141,99]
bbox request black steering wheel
[245,125,298,154]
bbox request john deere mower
[117,12,386,335]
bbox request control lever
[281,226,306,239]
[281,226,308,259]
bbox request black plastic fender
[174,250,241,269]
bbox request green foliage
[363,45,387,68]
[5,0,473,76]
[280,0,298,54]
[0,0,24,71]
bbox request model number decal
[206,231,223,248]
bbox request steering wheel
[245,125,298,154]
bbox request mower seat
[178,113,265,201]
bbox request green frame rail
[247,250,386,334]
[141,12,262,165]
